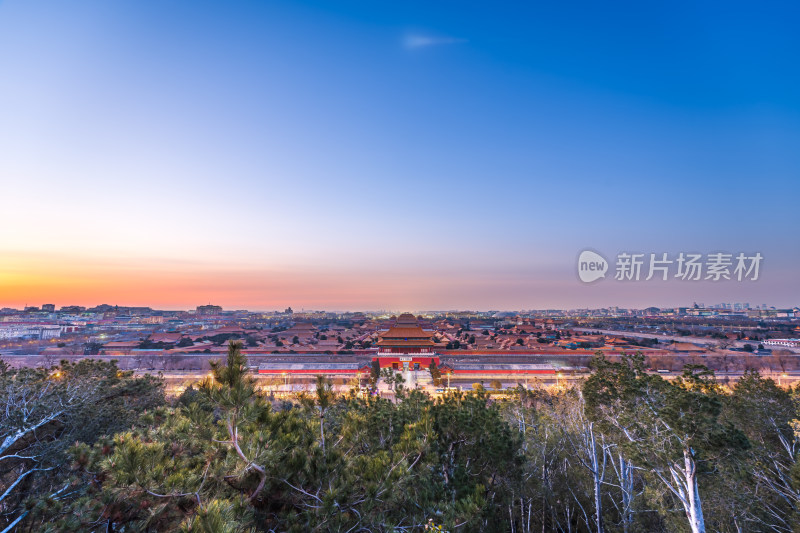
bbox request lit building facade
[375,313,439,371]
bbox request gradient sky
[1,0,798,311]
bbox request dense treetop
[2,346,800,532]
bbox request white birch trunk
[618,454,634,533]
[588,423,605,533]
[684,448,705,533]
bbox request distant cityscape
[1,302,797,347]
[0,303,794,339]
[2,301,799,395]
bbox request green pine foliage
[5,347,800,532]
[0,358,165,531]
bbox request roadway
[140,369,800,396]
[572,327,799,352]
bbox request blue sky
[0,0,798,309]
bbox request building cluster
[1,305,799,383]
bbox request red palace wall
[378,348,435,354]
[257,368,368,374]
[372,356,439,368]
[450,368,557,375]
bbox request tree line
[2,344,800,532]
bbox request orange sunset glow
[2,252,557,310]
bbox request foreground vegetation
[2,344,800,532]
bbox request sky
[1,0,798,311]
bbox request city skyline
[3,296,795,315]
[2,0,798,309]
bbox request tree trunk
[319,413,326,454]
[588,424,605,533]
[684,448,705,533]
[619,454,634,533]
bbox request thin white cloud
[403,34,467,50]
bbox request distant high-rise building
[41,304,55,313]
[60,305,86,314]
[196,304,223,315]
